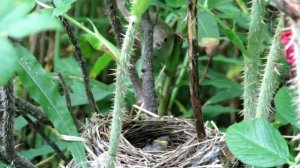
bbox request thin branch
[57,72,80,131]
[0,146,35,168]
[59,16,100,114]
[1,81,16,160]
[141,11,157,113]
[187,0,206,139]
[21,113,68,163]
[15,97,52,127]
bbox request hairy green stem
[243,0,266,119]
[256,17,283,119]
[106,17,139,168]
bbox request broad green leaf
[55,55,82,75]
[166,0,185,8]
[0,38,18,84]
[7,9,61,39]
[203,105,238,119]
[0,0,35,28]
[222,26,247,55]
[226,119,290,167]
[201,78,241,89]
[66,76,114,106]
[90,53,112,78]
[205,87,242,104]
[199,0,233,9]
[198,11,220,41]
[275,87,297,126]
[16,46,87,167]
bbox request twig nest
[72,115,236,167]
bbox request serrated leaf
[166,0,186,8]
[16,46,87,167]
[226,119,290,167]
[275,87,297,126]
[0,38,18,84]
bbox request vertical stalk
[107,17,139,167]
[256,17,283,119]
[243,0,266,119]
[187,0,206,139]
[1,81,15,160]
[141,11,157,113]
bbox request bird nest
[69,114,237,167]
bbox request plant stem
[243,0,266,119]
[187,0,206,139]
[1,81,15,160]
[256,17,283,119]
[59,16,100,114]
[158,76,172,116]
[107,17,139,167]
[141,11,157,113]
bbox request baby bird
[142,135,170,152]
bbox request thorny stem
[15,97,52,126]
[59,16,100,114]
[243,0,266,119]
[187,0,206,139]
[107,17,139,167]
[1,81,16,160]
[0,146,35,168]
[256,17,283,119]
[141,11,157,113]
[0,82,35,168]
[104,0,143,103]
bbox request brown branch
[59,16,100,114]
[0,146,35,168]
[141,11,157,113]
[187,0,206,139]
[199,53,213,85]
[21,113,68,163]
[15,97,52,127]
[57,72,80,131]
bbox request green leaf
[90,53,112,78]
[206,87,242,104]
[0,38,18,84]
[198,11,220,41]
[0,0,36,28]
[203,105,238,119]
[166,0,186,8]
[131,0,151,17]
[226,119,290,167]
[275,87,297,126]
[21,142,67,160]
[7,9,61,39]
[53,0,76,16]
[16,46,87,167]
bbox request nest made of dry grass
[71,114,237,168]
